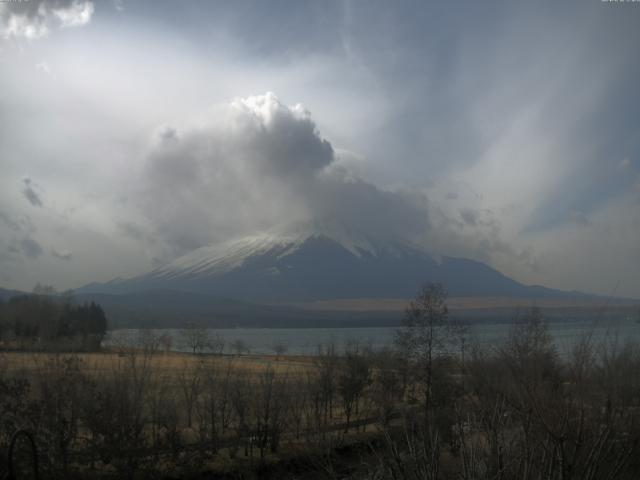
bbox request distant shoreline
[276,296,639,312]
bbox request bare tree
[83,349,155,479]
[251,366,287,457]
[337,342,371,432]
[458,308,640,480]
[210,333,225,355]
[229,369,251,458]
[285,377,308,440]
[32,354,91,477]
[158,333,173,354]
[137,329,161,355]
[272,341,288,359]
[315,343,338,428]
[180,322,211,355]
[195,358,235,454]
[396,283,459,419]
[231,339,250,356]
[370,417,441,480]
[177,359,204,428]
[370,348,405,426]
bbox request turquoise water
[104,317,640,356]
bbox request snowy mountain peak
[148,219,428,281]
[76,217,562,302]
[268,219,426,257]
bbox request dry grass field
[0,349,317,379]
[3,305,640,479]
[0,347,361,478]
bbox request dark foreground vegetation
[1,284,640,479]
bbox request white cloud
[227,92,334,175]
[1,0,94,39]
[2,12,49,39]
[52,0,93,28]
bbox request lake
[104,316,640,356]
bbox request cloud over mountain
[137,93,431,255]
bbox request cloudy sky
[1,0,639,298]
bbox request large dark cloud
[137,93,431,255]
[229,93,334,177]
[309,171,430,242]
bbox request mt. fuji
[78,220,567,303]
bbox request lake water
[104,317,640,356]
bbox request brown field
[0,350,316,378]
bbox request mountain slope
[78,220,575,302]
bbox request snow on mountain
[148,219,430,281]
[77,219,570,302]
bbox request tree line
[0,292,107,351]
